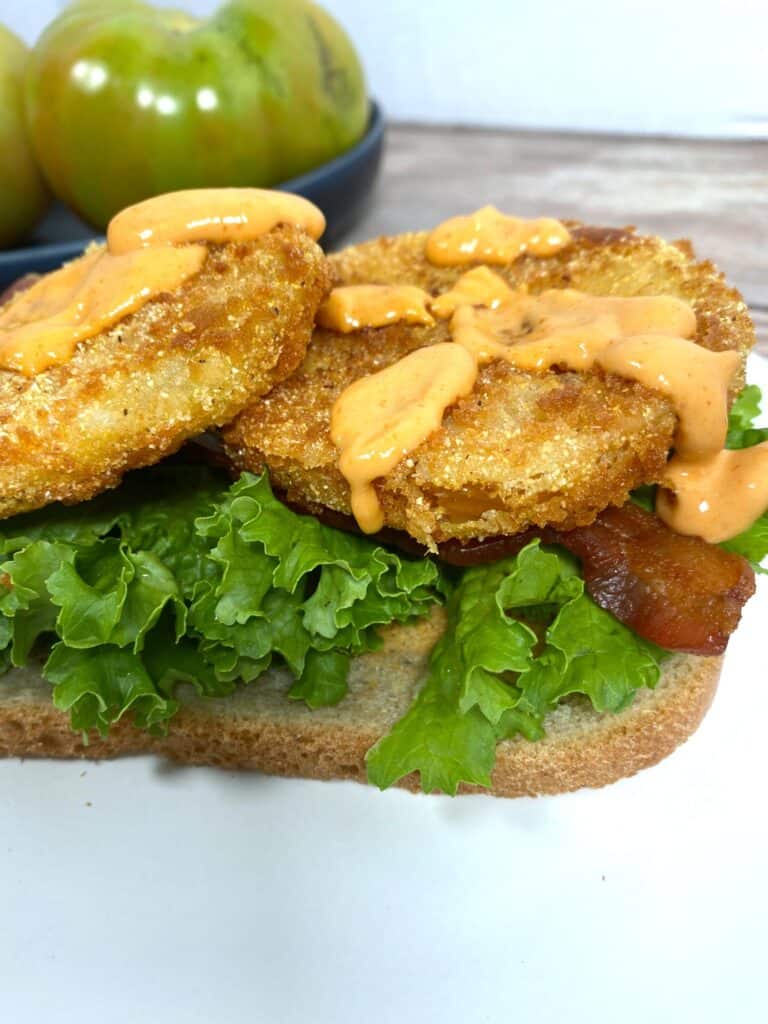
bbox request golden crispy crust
[0,609,722,798]
[0,227,330,520]
[223,225,754,547]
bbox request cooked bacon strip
[440,503,755,655]
[548,504,754,655]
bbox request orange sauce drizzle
[0,246,206,376]
[108,187,325,252]
[430,266,514,318]
[425,206,571,266]
[599,337,739,461]
[330,344,478,533]
[450,290,697,370]
[318,269,516,335]
[317,285,434,333]
[657,444,768,543]
[0,188,325,376]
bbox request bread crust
[0,611,722,797]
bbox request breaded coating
[223,225,754,547]
[0,226,330,519]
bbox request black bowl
[0,100,384,286]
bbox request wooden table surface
[347,124,768,355]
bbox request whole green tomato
[25,0,368,229]
[0,26,49,248]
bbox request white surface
[1,359,767,1023]
[7,0,768,138]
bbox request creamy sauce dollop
[331,344,478,533]
[425,206,571,266]
[658,444,768,543]
[107,187,325,252]
[317,285,434,333]
[429,266,514,318]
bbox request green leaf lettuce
[0,468,447,738]
[366,542,661,795]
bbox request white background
[5,0,768,137]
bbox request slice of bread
[0,608,721,797]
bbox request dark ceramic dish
[0,100,384,286]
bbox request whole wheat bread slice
[0,609,721,797]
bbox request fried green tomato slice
[0,226,330,519]
[222,224,754,548]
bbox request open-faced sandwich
[0,195,765,796]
